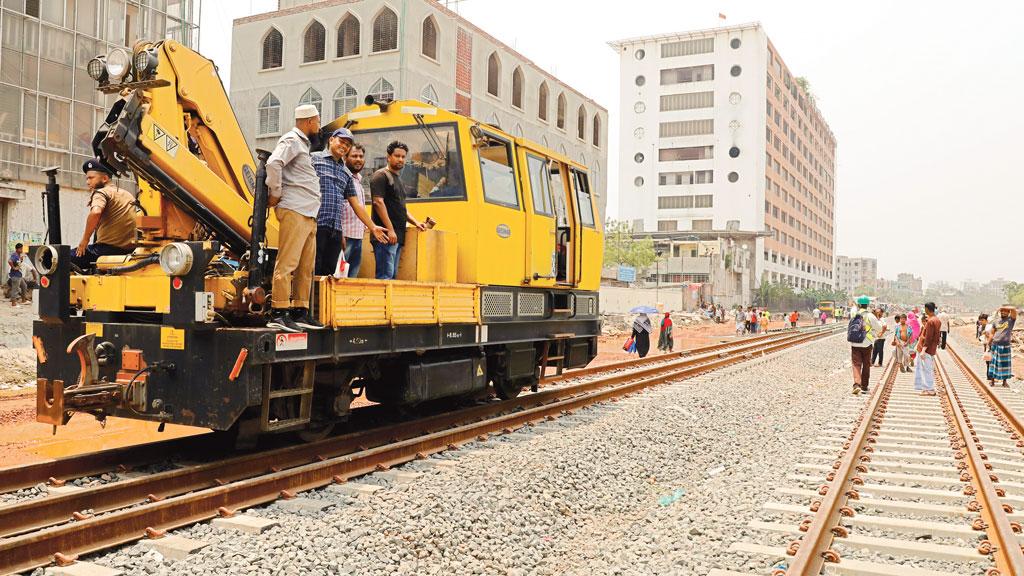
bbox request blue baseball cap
[82,158,114,175]
[330,127,354,141]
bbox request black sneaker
[292,309,326,330]
[267,311,301,333]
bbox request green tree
[603,219,656,270]
[1004,282,1024,307]
[795,76,816,104]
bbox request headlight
[105,48,131,81]
[87,56,107,81]
[133,49,158,79]
[34,245,59,276]
[159,243,193,276]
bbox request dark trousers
[871,338,885,365]
[940,331,947,350]
[70,243,133,271]
[851,346,872,390]
[314,227,344,277]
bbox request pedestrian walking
[734,307,745,335]
[976,314,985,340]
[938,309,950,350]
[871,308,889,367]
[265,104,325,332]
[820,310,827,325]
[657,312,674,353]
[631,313,653,358]
[7,243,28,305]
[848,295,883,394]
[914,302,942,396]
[892,314,912,372]
[812,306,820,325]
[761,309,771,333]
[750,308,760,335]
[789,310,799,329]
[988,306,1017,387]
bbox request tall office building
[230,0,608,219]
[609,23,837,290]
[835,255,877,293]
[0,0,200,281]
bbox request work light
[159,243,194,276]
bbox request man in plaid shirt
[312,128,357,276]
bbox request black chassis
[30,243,599,431]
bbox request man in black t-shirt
[370,141,427,279]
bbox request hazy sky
[200,1,1024,287]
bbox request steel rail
[945,344,1024,441]
[783,359,896,574]
[0,328,832,541]
[936,355,1024,576]
[0,327,838,574]
[542,325,831,385]
[0,326,831,496]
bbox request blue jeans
[372,242,402,280]
[343,238,362,278]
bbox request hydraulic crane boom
[96,40,278,255]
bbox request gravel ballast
[52,333,861,576]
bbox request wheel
[492,373,524,400]
[296,421,335,443]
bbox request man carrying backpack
[848,295,882,395]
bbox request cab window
[526,153,553,216]
[355,122,466,201]
[478,132,519,208]
[571,168,595,227]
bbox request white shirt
[939,313,950,331]
[853,309,884,348]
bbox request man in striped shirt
[342,143,387,277]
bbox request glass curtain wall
[0,0,200,186]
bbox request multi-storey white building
[835,256,877,293]
[231,0,608,217]
[609,23,837,290]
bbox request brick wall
[455,27,472,115]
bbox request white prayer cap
[294,104,320,120]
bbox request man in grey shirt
[265,104,325,332]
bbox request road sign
[617,265,636,282]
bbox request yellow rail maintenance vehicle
[31,40,602,443]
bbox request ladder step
[551,308,572,313]
[269,387,314,399]
[545,356,565,361]
[548,333,575,339]
[264,417,311,432]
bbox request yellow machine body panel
[81,274,170,313]
[318,278,479,327]
[328,100,602,292]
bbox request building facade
[0,0,200,281]
[835,255,877,293]
[609,23,836,290]
[231,0,609,218]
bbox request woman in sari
[657,312,674,353]
[906,308,921,367]
[632,313,653,358]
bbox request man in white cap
[265,104,324,332]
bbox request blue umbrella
[630,306,659,314]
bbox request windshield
[353,123,465,201]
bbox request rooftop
[607,22,761,49]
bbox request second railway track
[717,342,1024,576]
[0,325,838,575]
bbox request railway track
[0,325,838,574]
[716,343,1024,576]
[0,325,824,497]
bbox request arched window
[333,83,358,118]
[513,123,523,138]
[556,92,566,129]
[541,135,549,148]
[511,67,524,109]
[336,14,360,57]
[487,52,500,97]
[421,16,438,60]
[303,21,326,63]
[261,28,283,69]
[592,115,601,147]
[299,87,323,118]
[486,112,500,128]
[538,81,548,121]
[369,77,395,102]
[258,92,280,135]
[577,105,586,140]
[558,143,567,155]
[372,7,398,52]
[420,84,439,105]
